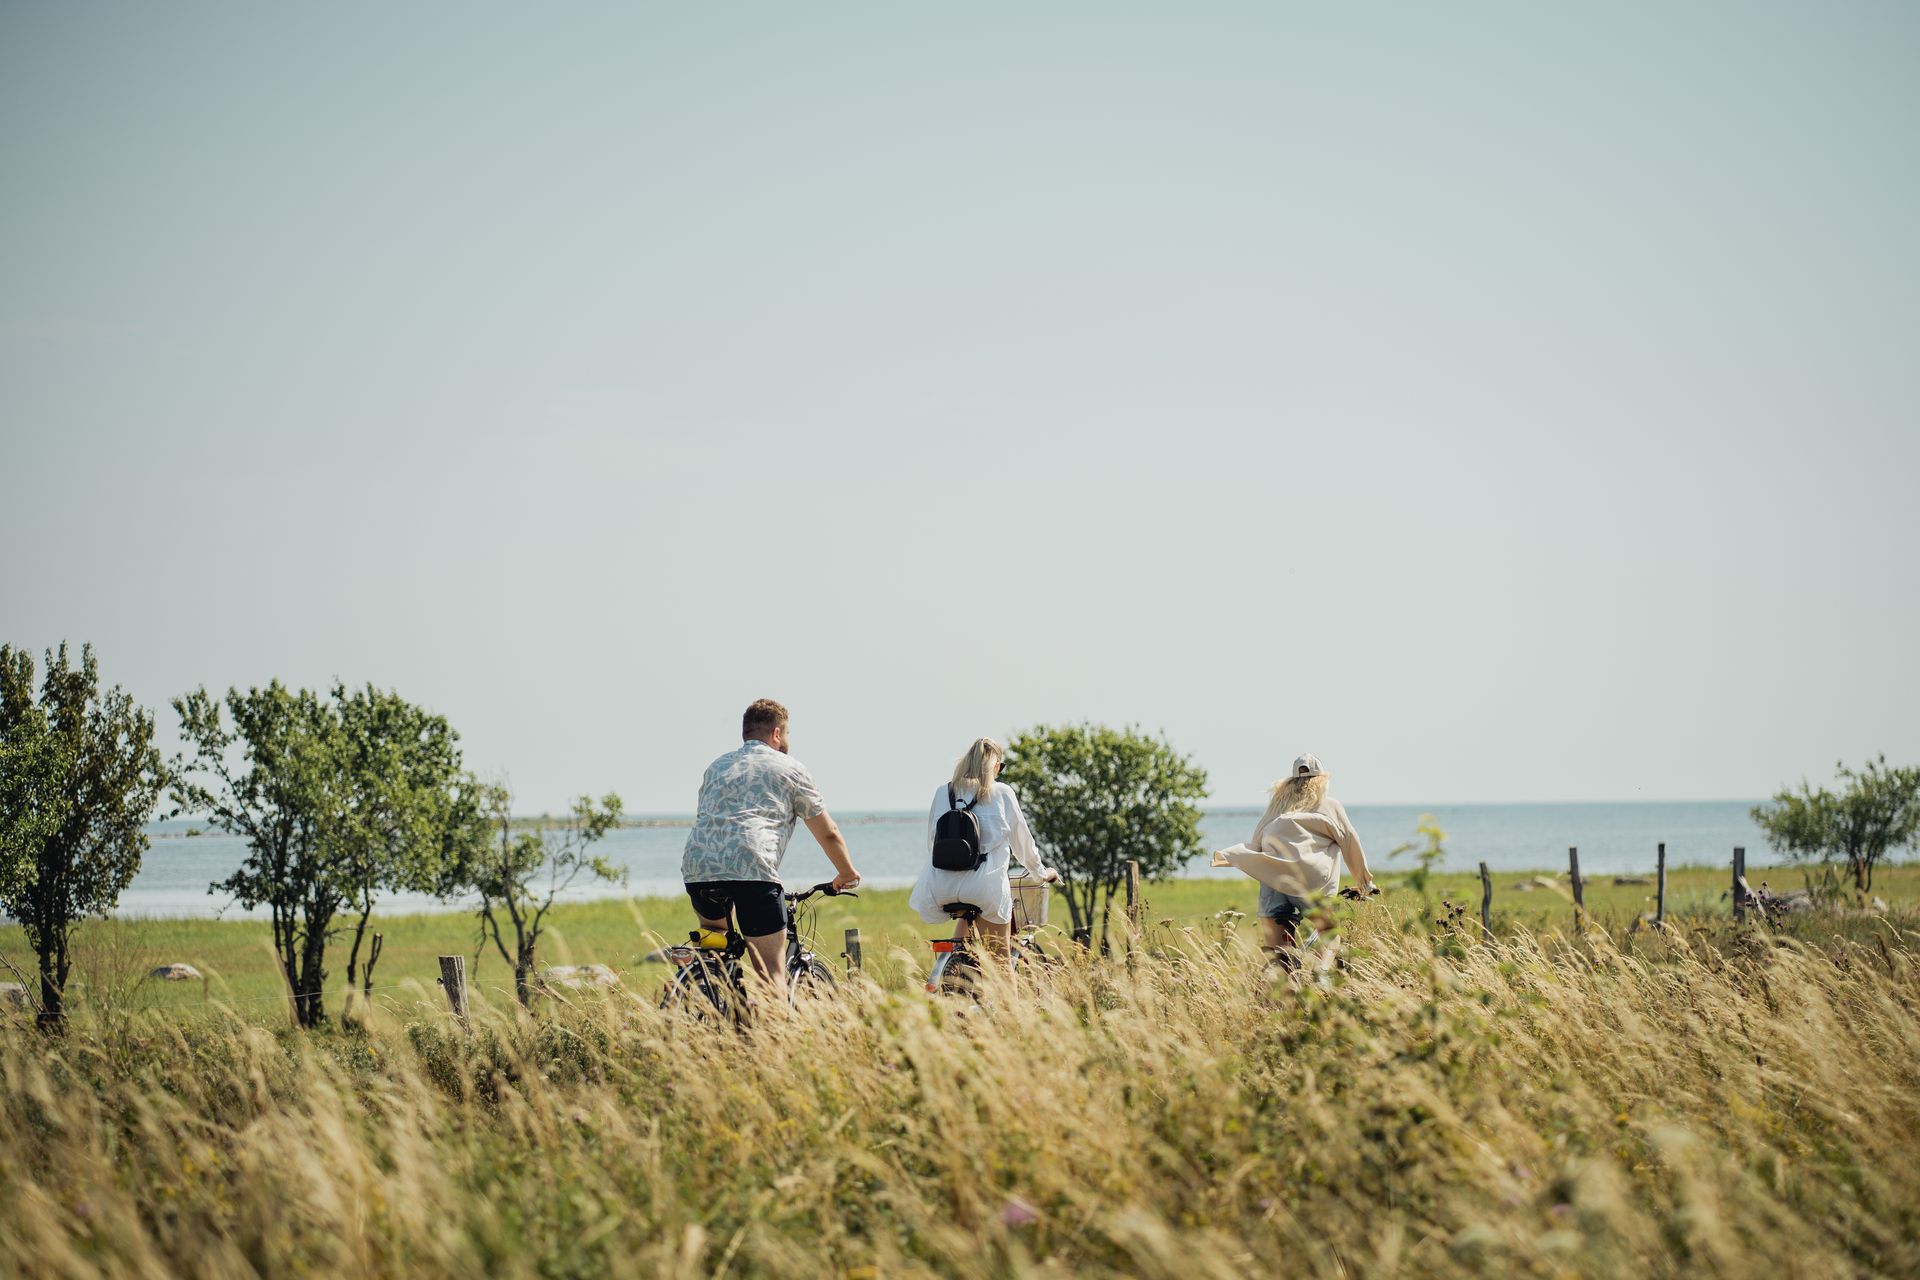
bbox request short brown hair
[742,698,788,740]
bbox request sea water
[118,800,1779,919]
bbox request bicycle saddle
[940,901,985,919]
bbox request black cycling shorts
[686,880,786,938]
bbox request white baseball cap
[1291,753,1326,778]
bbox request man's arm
[804,811,860,891]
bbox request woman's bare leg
[978,920,1014,974]
[1259,914,1299,969]
[1259,916,1297,949]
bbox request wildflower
[1002,1197,1041,1228]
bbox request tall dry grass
[2,905,1917,1278]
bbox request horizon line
[148,796,1771,829]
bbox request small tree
[1001,724,1207,949]
[172,681,476,1027]
[1752,756,1920,894]
[0,656,73,888]
[173,682,337,1027]
[0,644,165,1028]
[455,786,624,1004]
[330,685,481,1021]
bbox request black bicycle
[659,881,852,1021]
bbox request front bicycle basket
[1009,871,1051,930]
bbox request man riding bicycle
[680,699,860,1003]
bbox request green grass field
[5,874,1918,1278]
[7,863,1914,1028]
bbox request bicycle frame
[927,908,1051,993]
[662,881,853,1014]
[784,885,831,974]
[927,867,1057,994]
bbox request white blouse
[908,781,1047,925]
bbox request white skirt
[909,850,1015,925]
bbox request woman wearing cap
[1212,753,1377,956]
[909,737,1058,970]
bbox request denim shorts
[1257,885,1310,927]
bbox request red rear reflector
[930,940,955,953]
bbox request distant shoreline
[80,862,1851,924]
[147,798,1768,838]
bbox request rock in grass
[0,983,27,1010]
[537,964,620,991]
[150,963,204,981]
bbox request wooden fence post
[1478,861,1493,933]
[1124,860,1142,929]
[1732,846,1747,924]
[1569,846,1584,920]
[438,955,471,1032]
[843,928,862,977]
[1655,843,1667,925]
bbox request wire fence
[5,850,1783,1022]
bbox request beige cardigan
[1215,797,1370,899]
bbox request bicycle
[1264,883,1380,975]
[659,881,853,1021]
[926,867,1059,997]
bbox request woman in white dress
[909,737,1057,967]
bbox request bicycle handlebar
[787,881,858,903]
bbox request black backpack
[930,786,986,871]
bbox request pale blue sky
[3,2,1916,814]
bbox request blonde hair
[950,737,1005,802]
[1256,772,1328,830]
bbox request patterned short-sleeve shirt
[681,740,827,884]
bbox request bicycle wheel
[659,958,738,1024]
[1016,937,1061,973]
[938,949,984,999]
[788,957,837,1005]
